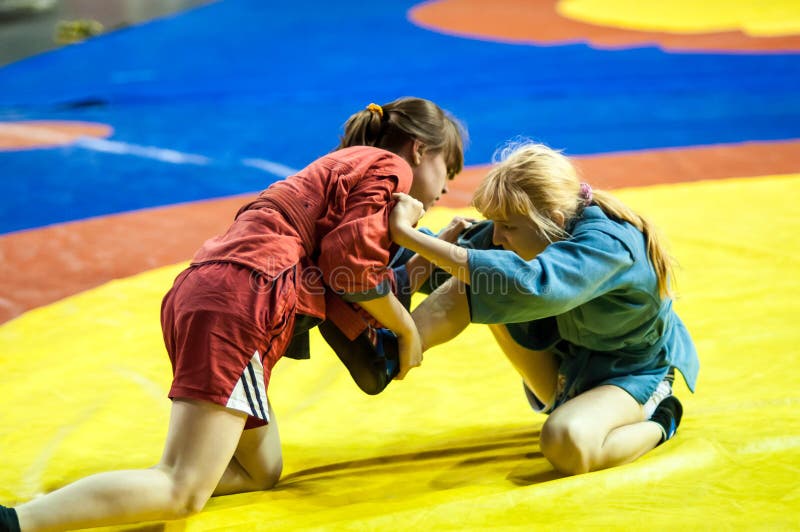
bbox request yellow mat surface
[559,0,800,36]
[2,175,799,530]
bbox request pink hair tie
[579,182,593,207]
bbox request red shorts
[161,262,297,428]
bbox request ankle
[650,395,683,445]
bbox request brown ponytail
[338,97,466,179]
[338,104,386,148]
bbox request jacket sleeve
[467,229,634,324]
[317,173,400,301]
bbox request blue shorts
[525,360,674,415]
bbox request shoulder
[570,206,644,258]
[330,146,410,172]
[571,206,620,233]
[570,207,627,244]
[327,146,413,190]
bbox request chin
[515,249,535,261]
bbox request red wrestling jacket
[190,146,413,321]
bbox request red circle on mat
[0,120,113,151]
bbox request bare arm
[401,216,475,294]
[356,292,422,379]
[401,253,437,295]
[390,193,472,286]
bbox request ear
[552,210,566,228]
[411,139,424,166]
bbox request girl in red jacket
[1,97,465,532]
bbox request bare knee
[354,372,388,396]
[259,457,283,490]
[171,490,208,518]
[540,417,598,475]
[229,420,284,493]
[168,483,213,519]
[153,467,214,519]
[242,455,283,492]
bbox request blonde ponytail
[590,190,675,298]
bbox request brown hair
[338,97,466,179]
[473,142,675,298]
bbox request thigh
[233,400,283,486]
[489,324,559,408]
[411,277,471,350]
[158,398,248,499]
[546,384,645,440]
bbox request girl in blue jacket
[389,141,699,475]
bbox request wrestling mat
[1,0,799,529]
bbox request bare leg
[488,324,559,406]
[411,278,470,350]
[16,399,247,532]
[215,400,283,495]
[540,385,663,475]
[414,281,559,402]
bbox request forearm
[402,253,437,294]
[393,225,471,285]
[356,291,423,379]
[355,292,416,338]
[411,278,471,351]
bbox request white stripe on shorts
[226,350,270,423]
[643,378,673,419]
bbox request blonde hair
[472,142,675,298]
[338,97,466,179]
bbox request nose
[492,225,505,247]
[441,183,449,195]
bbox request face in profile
[408,151,449,211]
[490,212,551,261]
